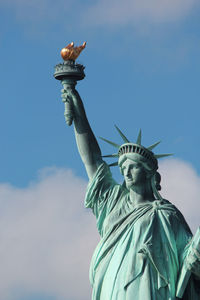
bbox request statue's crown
[118,143,158,169]
[100,126,172,168]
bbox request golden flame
[60,42,86,61]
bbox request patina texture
[85,162,199,299]
[54,48,200,299]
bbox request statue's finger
[193,248,200,259]
[191,261,200,275]
[62,95,72,104]
[65,86,73,91]
[193,261,200,268]
[66,88,76,96]
[61,94,68,101]
[190,249,200,261]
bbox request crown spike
[102,153,119,158]
[147,141,161,151]
[155,153,173,159]
[114,125,130,143]
[109,161,118,167]
[136,129,142,145]
[99,137,120,149]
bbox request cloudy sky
[0,0,200,299]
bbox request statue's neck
[129,184,155,205]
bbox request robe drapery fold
[85,162,199,300]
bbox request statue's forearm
[70,90,102,173]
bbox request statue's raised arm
[62,86,103,179]
[54,42,200,300]
[54,41,103,180]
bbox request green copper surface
[85,164,200,299]
[54,60,85,126]
[114,125,130,143]
[136,128,142,145]
[99,137,120,149]
[56,57,200,299]
[147,140,161,150]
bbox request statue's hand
[61,88,68,102]
[61,86,80,101]
[186,249,200,278]
[61,88,74,126]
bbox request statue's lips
[125,178,134,182]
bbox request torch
[54,42,86,126]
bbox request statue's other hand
[186,249,200,278]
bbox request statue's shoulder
[151,199,183,218]
[152,198,175,208]
[154,199,192,233]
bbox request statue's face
[121,159,147,190]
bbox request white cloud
[85,0,198,26]
[0,160,199,299]
[0,0,199,28]
[0,167,99,300]
[159,158,200,233]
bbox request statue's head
[118,143,158,174]
[118,144,158,190]
[100,127,171,198]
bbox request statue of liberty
[55,43,200,300]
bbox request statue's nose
[125,169,131,176]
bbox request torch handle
[61,79,77,126]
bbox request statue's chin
[125,181,135,190]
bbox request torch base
[54,60,85,81]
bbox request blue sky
[0,0,200,299]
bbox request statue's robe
[85,163,200,300]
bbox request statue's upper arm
[85,160,103,181]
